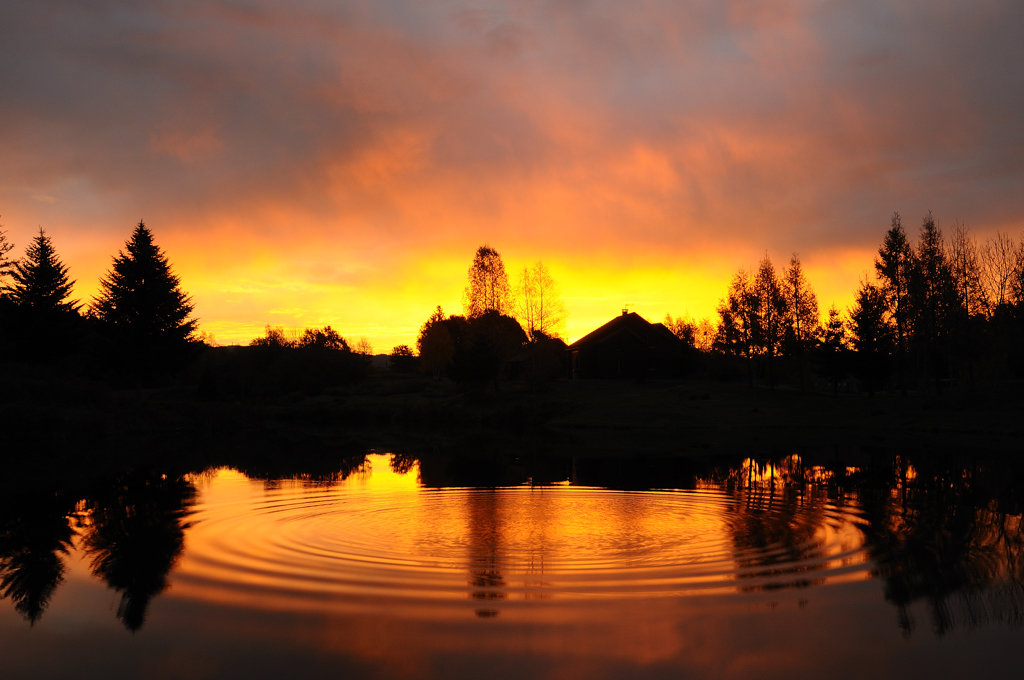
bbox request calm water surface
[1,453,1021,679]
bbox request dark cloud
[1,0,1022,342]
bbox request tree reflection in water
[860,456,1024,635]
[82,474,196,631]
[0,493,76,625]
[710,453,1024,635]
[728,485,830,589]
[466,490,507,618]
[1,451,1023,636]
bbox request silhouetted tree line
[0,219,372,395]
[666,212,1024,394]
[4,213,1021,396]
[0,220,198,379]
[414,245,569,387]
[190,323,369,399]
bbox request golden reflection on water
[3,454,1024,680]
[170,455,871,620]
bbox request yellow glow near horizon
[33,219,872,351]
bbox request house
[568,310,687,379]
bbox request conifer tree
[782,253,820,391]
[875,212,915,394]
[6,229,78,314]
[715,269,759,387]
[754,254,786,387]
[909,212,956,388]
[92,221,196,350]
[3,228,79,357]
[818,305,849,398]
[850,279,894,396]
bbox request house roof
[568,311,680,349]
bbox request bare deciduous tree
[0,216,14,287]
[354,337,373,356]
[947,222,988,318]
[1015,233,1024,305]
[513,261,567,340]
[980,231,1017,309]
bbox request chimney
[622,309,629,316]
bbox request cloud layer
[2,1,1023,345]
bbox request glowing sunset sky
[2,1,1022,348]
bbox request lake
[1,451,1021,679]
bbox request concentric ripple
[170,458,871,616]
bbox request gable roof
[568,311,680,349]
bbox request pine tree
[909,212,956,389]
[92,221,196,350]
[3,229,80,357]
[754,254,786,387]
[715,269,759,387]
[6,229,78,313]
[818,305,849,398]
[875,212,915,394]
[782,253,820,391]
[850,279,894,396]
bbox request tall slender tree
[716,269,759,387]
[947,222,987,390]
[463,245,511,317]
[782,253,820,391]
[92,221,196,351]
[754,254,786,387]
[513,261,567,340]
[909,212,956,389]
[874,212,915,395]
[948,222,987,319]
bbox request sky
[2,0,1023,348]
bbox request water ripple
[171,469,871,615]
